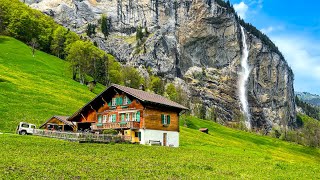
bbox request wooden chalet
[40,116,76,131]
[41,84,188,147]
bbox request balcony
[92,121,140,130]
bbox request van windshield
[31,125,36,129]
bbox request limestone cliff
[25,0,296,132]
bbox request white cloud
[247,0,263,8]
[272,35,320,94]
[261,26,274,34]
[261,26,284,34]
[234,2,249,19]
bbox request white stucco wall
[140,129,179,147]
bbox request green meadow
[1,118,320,179]
[0,36,319,179]
[0,36,103,132]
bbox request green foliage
[135,25,144,43]
[166,83,177,101]
[51,26,68,58]
[296,95,320,120]
[0,36,104,132]
[122,66,144,89]
[64,30,80,53]
[274,114,320,148]
[150,75,165,95]
[66,40,111,85]
[0,7,4,34]
[108,58,123,85]
[86,23,96,38]
[0,0,56,52]
[102,129,118,135]
[100,14,110,39]
[237,18,284,59]
[215,0,236,14]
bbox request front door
[163,133,167,146]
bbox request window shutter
[127,98,131,104]
[112,114,116,122]
[98,115,102,123]
[161,114,164,124]
[108,102,111,106]
[121,114,125,121]
[167,115,171,124]
[136,111,140,122]
[116,97,119,105]
[119,97,123,105]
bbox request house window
[98,115,102,123]
[161,114,171,125]
[109,115,113,122]
[132,112,136,121]
[112,114,117,122]
[112,98,116,106]
[123,96,131,105]
[103,115,108,123]
[121,113,125,121]
[126,113,130,121]
[136,111,140,122]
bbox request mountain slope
[296,92,320,107]
[0,36,103,132]
[1,117,320,179]
[27,0,296,132]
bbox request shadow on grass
[0,36,10,43]
[0,78,10,83]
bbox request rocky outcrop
[26,0,296,132]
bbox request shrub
[102,129,118,135]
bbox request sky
[229,0,320,95]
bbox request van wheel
[20,131,27,135]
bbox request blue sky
[229,0,320,95]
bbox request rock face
[26,0,296,131]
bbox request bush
[102,129,118,135]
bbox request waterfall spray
[239,26,251,129]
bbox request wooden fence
[33,129,127,143]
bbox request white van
[16,122,36,135]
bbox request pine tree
[101,15,110,39]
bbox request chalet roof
[112,84,188,110]
[68,84,188,121]
[40,116,74,128]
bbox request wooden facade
[41,84,188,146]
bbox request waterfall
[239,26,251,129]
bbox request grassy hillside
[0,36,103,132]
[1,118,319,179]
[0,36,319,179]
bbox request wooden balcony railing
[93,121,140,130]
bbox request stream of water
[239,26,251,129]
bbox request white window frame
[126,113,130,121]
[112,98,116,106]
[123,96,127,105]
[109,115,113,122]
[132,112,136,121]
[163,115,168,124]
[103,115,108,123]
